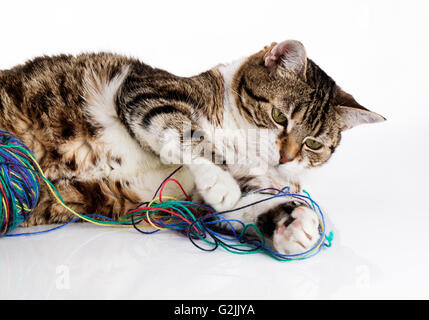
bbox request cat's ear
[264,40,307,78]
[333,86,386,130]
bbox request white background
[0,0,428,299]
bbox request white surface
[1,0,429,299]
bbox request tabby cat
[0,40,384,254]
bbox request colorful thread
[0,130,40,235]
[0,129,333,261]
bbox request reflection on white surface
[0,222,382,299]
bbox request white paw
[193,165,241,212]
[273,206,321,255]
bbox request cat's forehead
[241,52,336,103]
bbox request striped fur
[0,41,384,254]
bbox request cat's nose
[279,151,294,163]
[279,138,300,164]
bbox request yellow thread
[24,152,154,229]
[143,195,182,230]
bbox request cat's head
[229,40,385,171]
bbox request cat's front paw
[273,206,320,255]
[193,165,241,212]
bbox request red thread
[158,178,190,202]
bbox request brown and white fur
[0,40,385,254]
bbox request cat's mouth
[279,151,294,164]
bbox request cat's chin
[277,159,308,183]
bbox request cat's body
[0,41,384,254]
[0,53,203,225]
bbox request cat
[0,40,385,254]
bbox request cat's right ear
[264,40,307,79]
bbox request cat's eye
[272,108,288,125]
[304,138,323,150]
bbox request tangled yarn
[0,130,40,235]
[0,129,333,261]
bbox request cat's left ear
[333,86,386,130]
[264,40,307,79]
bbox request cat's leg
[22,178,139,226]
[187,157,241,212]
[22,181,86,226]
[219,193,321,255]
[134,114,241,212]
